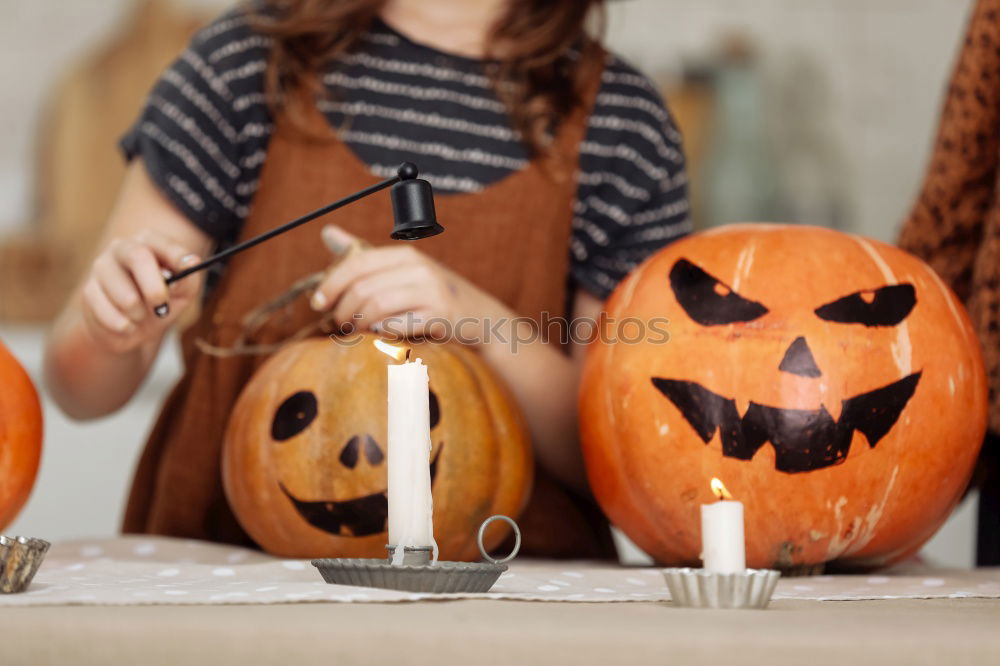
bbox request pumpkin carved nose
[779,336,822,378]
[338,434,384,468]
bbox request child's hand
[80,231,202,353]
[312,225,510,342]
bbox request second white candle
[700,498,746,574]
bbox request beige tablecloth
[2,536,1000,606]
[0,537,998,665]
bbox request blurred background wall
[0,0,223,236]
[0,0,982,565]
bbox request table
[1,597,998,665]
[1,537,997,665]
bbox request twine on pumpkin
[195,238,369,358]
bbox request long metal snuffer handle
[162,162,441,290]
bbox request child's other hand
[312,225,510,342]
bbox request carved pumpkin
[580,224,988,570]
[223,334,532,559]
[0,339,43,531]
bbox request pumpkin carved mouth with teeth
[579,225,988,571]
[651,373,920,473]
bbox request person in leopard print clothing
[899,0,1000,565]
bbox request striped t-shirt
[121,5,691,299]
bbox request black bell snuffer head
[390,162,443,241]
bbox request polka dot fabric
[1,537,998,606]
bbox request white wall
[606,0,975,242]
[0,0,230,234]
[0,0,976,241]
[4,325,182,540]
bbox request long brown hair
[254,0,606,156]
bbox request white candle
[700,478,745,573]
[386,357,437,559]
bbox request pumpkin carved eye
[670,259,769,326]
[271,391,318,441]
[814,284,916,327]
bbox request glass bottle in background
[770,51,849,230]
[700,36,783,229]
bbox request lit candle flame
[710,477,733,501]
[373,339,408,363]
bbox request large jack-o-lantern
[0,339,43,531]
[223,334,532,559]
[580,224,988,570]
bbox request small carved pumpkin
[580,224,988,570]
[0,339,43,531]
[223,334,532,559]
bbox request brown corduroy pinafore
[123,59,616,558]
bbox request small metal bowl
[0,536,50,594]
[663,567,780,609]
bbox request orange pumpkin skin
[580,224,988,570]
[0,339,43,531]
[223,334,533,559]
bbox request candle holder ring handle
[477,515,521,565]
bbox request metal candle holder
[662,567,781,609]
[0,536,50,594]
[313,515,520,594]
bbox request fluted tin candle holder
[0,536,50,594]
[663,567,781,609]
[313,515,519,594]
